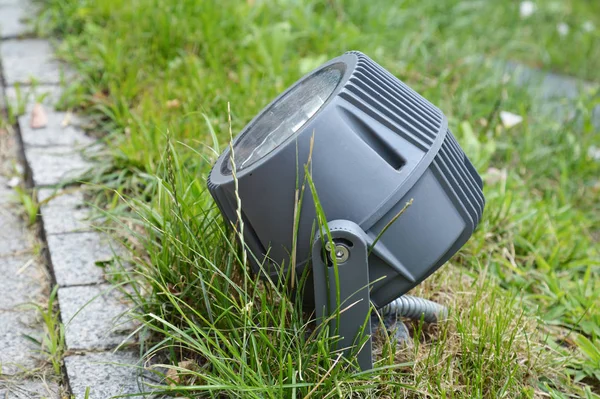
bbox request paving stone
[38,188,91,235]
[0,0,29,5]
[0,310,43,375]
[41,203,90,236]
[503,62,600,127]
[47,232,121,286]
[0,255,46,310]
[0,80,5,111]
[0,201,32,256]
[19,111,95,148]
[0,39,66,85]
[0,2,34,39]
[507,62,595,99]
[0,379,60,399]
[4,85,90,128]
[25,146,91,186]
[65,351,147,399]
[4,85,62,115]
[0,177,12,203]
[59,285,135,350]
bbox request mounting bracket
[311,219,373,370]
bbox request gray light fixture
[208,51,484,370]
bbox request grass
[13,186,40,226]
[28,0,600,397]
[23,286,65,377]
[102,152,564,398]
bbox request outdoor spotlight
[208,51,484,370]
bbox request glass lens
[223,63,345,174]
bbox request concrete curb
[1,4,151,398]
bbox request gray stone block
[0,177,13,203]
[0,80,5,111]
[42,201,91,235]
[0,255,46,310]
[59,285,135,351]
[0,0,29,4]
[0,2,34,39]
[0,380,60,399]
[0,202,32,256]
[19,111,94,148]
[0,310,43,375]
[0,39,67,85]
[503,61,600,127]
[64,351,146,399]
[38,188,91,235]
[25,146,91,186]
[4,85,62,114]
[4,85,90,128]
[37,187,80,204]
[47,232,121,286]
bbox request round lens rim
[221,62,347,175]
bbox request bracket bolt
[325,241,350,263]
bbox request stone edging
[0,2,145,397]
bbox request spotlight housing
[208,51,484,369]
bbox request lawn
[34,0,600,397]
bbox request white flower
[485,167,508,185]
[7,176,20,188]
[588,146,600,161]
[500,111,523,129]
[557,22,570,36]
[519,1,536,18]
[583,21,595,33]
[242,301,254,313]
